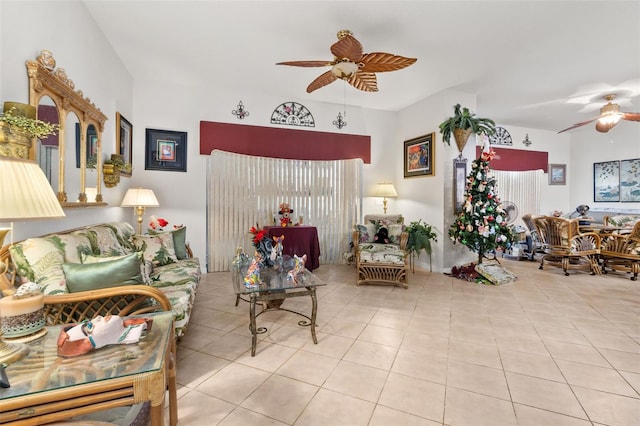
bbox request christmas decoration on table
[448,149,515,266]
[249,226,275,268]
[270,235,285,262]
[244,252,262,289]
[278,203,294,227]
[287,254,307,284]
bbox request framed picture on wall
[593,160,620,202]
[145,128,188,172]
[116,112,133,177]
[404,132,435,178]
[620,158,640,202]
[548,164,566,185]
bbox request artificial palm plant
[439,103,496,152]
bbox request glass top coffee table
[231,260,326,356]
[0,311,175,426]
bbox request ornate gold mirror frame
[26,51,108,207]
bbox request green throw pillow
[172,227,188,260]
[63,252,144,292]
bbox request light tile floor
[170,259,640,425]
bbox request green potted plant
[0,105,60,139]
[405,219,438,271]
[439,103,496,153]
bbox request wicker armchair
[352,214,409,288]
[521,214,545,260]
[533,216,601,276]
[600,221,640,281]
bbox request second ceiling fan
[558,94,640,133]
[276,30,417,93]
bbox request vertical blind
[491,169,543,226]
[208,150,363,271]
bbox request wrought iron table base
[247,287,318,356]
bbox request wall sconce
[522,134,532,147]
[232,101,250,119]
[333,112,347,129]
[373,182,397,214]
[120,187,159,234]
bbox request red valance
[200,121,371,164]
[475,146,548,172]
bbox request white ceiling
[83,0,640,133]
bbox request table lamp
[373,182,397,214]
[121,187,159,234]
[0,156,66,364]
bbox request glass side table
[231,256,326,356]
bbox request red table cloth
[264,226,321,271]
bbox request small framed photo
[548,163,566,185]
[145,128,187,172]
[116,112,133,177]
[404,132,435,178]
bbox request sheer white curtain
[492,169,544,226]
[207,150,363,271]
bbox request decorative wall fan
[558,94,640,133]
[502,201,519,224]
[276,30,417,93]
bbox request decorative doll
[278,203,294,227]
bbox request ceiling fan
[276,30,417,93]
[558,94,640,133]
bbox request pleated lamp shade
[0,156,65,221]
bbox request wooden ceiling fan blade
[557,117,599,133]
[348,72,378,92]
[359,53,417,72]
[621,112,640,121]
[276,60,332,67]
[306,70,338,93]
[331,35,363,62]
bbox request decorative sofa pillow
[607,215,639,228]
[149,226,188,260]
[9,238,67,295]
[63,252,144,292]
[72,225,129,257]
[47,234,93,264]
[354,223,377,243]
[82,253,154,285]
[387,224,404,244]
[132,234,177,266]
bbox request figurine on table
[278,203,294,227]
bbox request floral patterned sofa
[603,214,640,233]
[0,222,200,338]
[352,214,409,288]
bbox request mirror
[65,111,81,202]
[27,51,107,207]
[36,95,59,187]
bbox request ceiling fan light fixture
[597,113,621,126]
[331,60,358,79]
